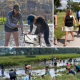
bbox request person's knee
[5,38,10,43]
[14,38,19,42]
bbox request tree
[54,0,62,8]
[66,0,80,12]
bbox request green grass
[34,73,80,80]
[0,53,80,66]
[34,64,80,80]
[54,12,79,39]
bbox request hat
[27,14,35,25]
[13,4,21,11]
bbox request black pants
[35,28,50,46]
[78,25,80,33]
[77,69,80,72]
[10,76,16,80]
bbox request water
[0,24,53,47]
[0,57,80,79]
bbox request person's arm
[28,24,33,34]
[18,13,24,34]
[75,11,78,22]
[54,15,57,29]
[75,11,77,19]
[62,15,66,29]
[73,15,77,27]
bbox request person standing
[1,63,4,77]
[62,9,77,46]
[44,58,46,65]
[75,5,80,35]
[4,4,24,46]
[54,11,57,45]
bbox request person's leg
[4,32,11,46]
[79,25,80,33]
[54,35,57,44]
[44,29,51,46]
[12,31,19,46]
[64,31,68,46]
[77,69,79,72]
[70,31,74,41]
[35,28,38,34]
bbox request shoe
[46,44,51,47]
[63,44,67,46]
[77,31,80,35]
[54,43,57,45]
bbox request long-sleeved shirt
[9,71,16,77]
[24,75,29,80]
[30,17,49,33]
[75,10,80,18]
[1,63,4,69]
[5,10,23,29]
[75,65,80,70]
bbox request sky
[58,0,80,9]
[57,0,67,9]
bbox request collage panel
[0,47,80,80]
[0,0,53,47]
[54,0,80,47]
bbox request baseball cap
[27,14,35,25]
[13,4,21,11]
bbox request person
[39,59,41,64]
[24,70,31,80]
[62,9,77,46]
[67,67,75,75]
[69,57,72,62]
[52,58,53,65]
[63,59,65,63]
[25,63,32,74]
[54,57,56,61]
[1,63,4,77]
[73,58,76,63]
[4,4,24,46]
[75,5,80,35]
[45,65,50,75]
[75,65,80,72]
[9,69,16,80]
[66,63,71,68]
[54,11,57,45]
[27,14,51,47]
[49,58,51,64]
[69,61,72,66]
[25,64,31,80]
[41,65,50,78]
[44,58,46,65]
[24,74,29,80]
[59,59,62,63]
[54,62,57,67]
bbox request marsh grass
[0,54,80,67]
